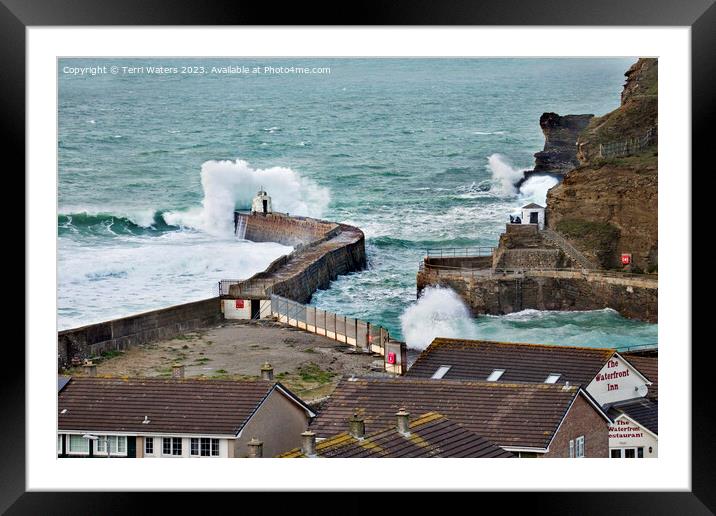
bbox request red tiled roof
[406,338,617,387]
[309,377,586,450]
[58,377,282,436]
[280,412,513,458]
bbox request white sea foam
[487,153,529,196]
[399,286,477,350]
[59,206,159,227]
[58,232,292,330]
[163,159,331,236]
[518,175,559,206]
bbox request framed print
[6,0,711,513]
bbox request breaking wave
[163,159,331,236]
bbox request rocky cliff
[546,58,658,271]
[517,112,593,187]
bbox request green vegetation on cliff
[555,218,621,268]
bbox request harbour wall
[417,268,657,323]
[227,213,366,304]
[58,297,222,370]
[59,213,366,370]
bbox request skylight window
[486,369,505,381]
[545,374,561,384]
[431,365,451,379]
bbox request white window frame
[569,439,574,458]
[431,365,451,379]
[190,437,221,457]
[145,436,154,456]
[95,435,128,457]
[544,373,561,384]
[575,435,585,458]
[486,369,505,382]
[57,434,63,455]
[162,437,183,456]
[67,434,90,455]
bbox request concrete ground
[67,320,391,403]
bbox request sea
[58,57,657,350]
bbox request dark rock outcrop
[533,113,594,175]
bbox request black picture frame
[5,0,709,513]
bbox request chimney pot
[301,430,317,457]
[247,437,264,458]
[172,364,185,379]
[396,408,410,435]
[260,362,274,381]
[83,362,97,377]
[348,412,365,439]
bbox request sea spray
[487,153,529,196]
[163,159,331,236]
[518,175,559,206]
[399,286,477,350]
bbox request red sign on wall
[387,352,396,364]
[621,254,632,265]
[235,299,244,309]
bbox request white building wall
[223,299,252,319]
[609,415,658,458]
[586,354,651,406]
[521,208,545,229]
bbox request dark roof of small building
[406,338,618,387]
[280,412,513,458]
[309,377,601,451]
[58,377,312,436]
[522,203,544,209]
[58,376,71,393]
[620,354,658,400]
[607,398,658,435]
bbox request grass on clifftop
[555,218,620,268]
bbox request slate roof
[522,203,544,209]
[309,377,593,450]
[58,377,312,436]
[58,376,71,393]
[280,412,513,458]
[620,353,658,400]
[607,398,658,435]
[406,338,618,387]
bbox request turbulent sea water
[58,57,657,349]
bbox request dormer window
[545,373,561,384]
[486,369,505,382]
[431,365,451,379]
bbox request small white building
[251,189,272,215]
[521,203,545,229]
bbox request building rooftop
[280,412,513,458]
[521,203,544,209]
[406,338,620,387]
[607,398,658,435]
[620,353,658,400]
[309,377,600,451]
[57,376,313,436]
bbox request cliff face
[533,113,594,175]
[546,58,658,271]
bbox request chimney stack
[247,438,264,458]
[396,408,410,435]
[172,364,185,379]
[83,361,97,377]
[301,430,317,457]
[348,412,365,439]
[260,362,274,381]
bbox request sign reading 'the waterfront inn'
[586,355,650,406]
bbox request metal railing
[617,343,658,354]
[270,294,389,355]
[419,261,658,280]
[426,247,495,258]
[598,126,657,159]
